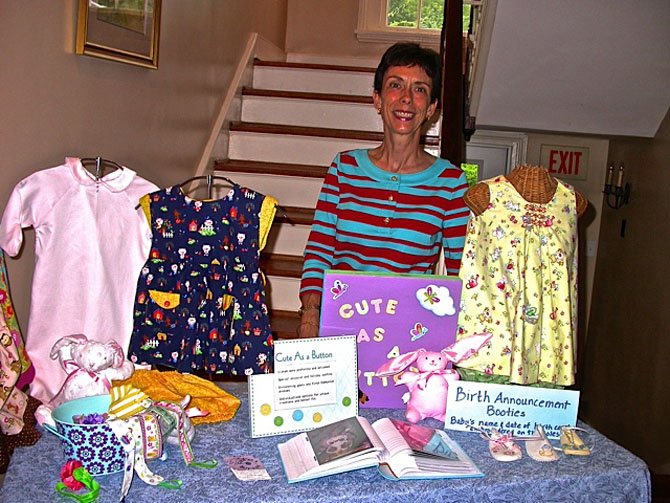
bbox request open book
[277,416,483,483]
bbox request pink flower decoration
[60,460,85,491]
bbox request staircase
[212,59,440,339]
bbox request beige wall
[525,133,609,362]
[286,0,388,62]
[0,0,287,333]
[580,110,670,473]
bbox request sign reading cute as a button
[320,270,462,409]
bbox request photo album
[277,415,483,483]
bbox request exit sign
[539,145,589,181]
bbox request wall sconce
[603,163,631,209]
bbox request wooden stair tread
[254,58,375,73]
[230,121,439,145]
[214,158,328,179]
[243,87,373,104]
[269,309,300,340]
[260,253,304,277]
[274,206,314,226]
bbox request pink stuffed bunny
[376,333,491,423]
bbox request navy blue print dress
[128,185,276,375]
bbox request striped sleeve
[299,155,341,296]
[441,170,470,275]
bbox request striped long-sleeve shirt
[300,149,470,296]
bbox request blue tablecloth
[0,381,650,502]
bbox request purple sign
[320,271,462,409]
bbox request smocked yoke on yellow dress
[456,177,579,386]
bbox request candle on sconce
[606,164,614,186]
[616,164,625,188]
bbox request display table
[0,381,650,502]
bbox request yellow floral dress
[456,176,579,386]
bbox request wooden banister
[439,0,465,166]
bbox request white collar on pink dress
[66,157,137,193]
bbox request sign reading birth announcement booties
[320,271,462,409]
[445,381,579,439]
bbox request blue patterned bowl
[44,394,126,476]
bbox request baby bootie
[525,425,559,462]
[560,426,591,456]
[487,429,522,461]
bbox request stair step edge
[269,309,300,340]
[274,206,314,226]
[214,159,328,179]
[260,253,304,278]
[243,88,373,104]
[230,121,439,145]
[254,58,376,74]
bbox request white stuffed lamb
[35,334,134,425]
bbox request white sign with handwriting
[445,381,579,439]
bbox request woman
[298,42,470,338]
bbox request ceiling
[475,0,670,138]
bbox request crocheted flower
[110,459,124,473]
[100,446,116,461]
[89,430,108,447]
[60,460,85,491]
[87,461,104,476]
[78,446,95,462]
[68,429,86,446]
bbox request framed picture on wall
[76,0,162,69]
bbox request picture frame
[76,0,162,69]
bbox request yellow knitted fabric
[118,370,240,424]
[139,194,151,226]
[258,195,278,251]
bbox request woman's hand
[296,293,322,338]
[296,313,320,338]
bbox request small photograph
[307,417,372,465]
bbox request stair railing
[439,0,465,167]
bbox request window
[357,1,495,121]
[356,0,441,47]
[356,0,475,48]
[387,0,447,30]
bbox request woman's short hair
[374,42,442,103]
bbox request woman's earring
[376,108,382,115]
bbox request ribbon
[60,365,112,393]
[396,369,460,389]
[107,400,217,501]
[108,416,181,499]
[153,401,217,469]
[55,467,100,503]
